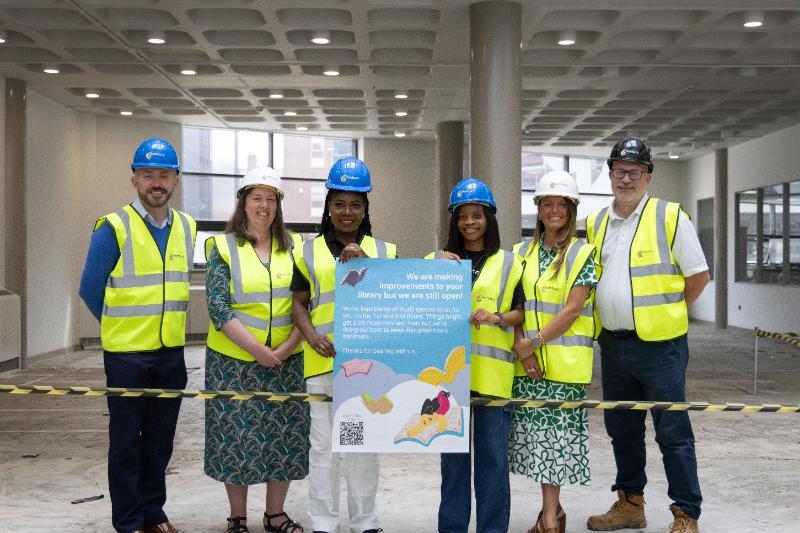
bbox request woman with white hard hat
[428,177,524,533]
[203,166,308,533]
[509,170,598,533]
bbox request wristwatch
[494,312,504,326]
[531,333,544,348]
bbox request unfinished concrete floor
[1,322,799,532]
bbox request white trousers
[306,374,380,533]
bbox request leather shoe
[144,523,179,533]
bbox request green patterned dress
[508,239,597,486]
[204,245,310,485]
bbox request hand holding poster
[333,258,472,453]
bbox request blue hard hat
[326,157,371,192]
[448,178,496,213]
[131,138,180,173]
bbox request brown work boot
[586,490,646,531]
[669,505,699,533]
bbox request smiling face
[243,186,278,230]
[328,191,366,236]
[457,203,487,251]
[537,195,571,233]
[131,167,179,209]
[610,160,651,208]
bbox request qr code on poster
[339,420,364,446]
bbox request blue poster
[332,258,472,453]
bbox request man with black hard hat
[584,138,709,533]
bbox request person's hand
[514,337,535,360]
[521,353,542,380]
[339,243,368,263]
[469,309,498,330]
[439,251,461,262]
[254,346,282,368]
[311,333,336,358]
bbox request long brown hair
[530,196,577,278]
[225,186,292,251]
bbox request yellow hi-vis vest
[98,204,196,352]
[586,197,687,342]
[426,249,523,398]
[293,235,397,379]
[205,232,303,362]
[512,238,595,384]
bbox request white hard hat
[533,170,580,205]
[238,166,283,199]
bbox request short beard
[139,189,173,209]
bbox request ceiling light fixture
[394,110,408,117]
[284,110,297,116]
[43,64,60,74]
[85,88,100,99]
[557,31,576,46]
[268,90,283,99]
[147,31,166,45]
[311,30,331,45]
[743,10,764,28]
[394,131,406,138]
[120,110,133,116]
[296,126,308,131]
[322,65,340,76]
[0,30,7,44]
[668,152,680,160]
[394,90,409,99]
[180,65,197,75]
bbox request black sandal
[227,516,249,533]
[263,511,303,533]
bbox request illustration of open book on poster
[393,403,464,447]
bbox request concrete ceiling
[2,0,800,158]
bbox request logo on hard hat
[466,182,478,191]
[620,149,628,156]
[145,152,153,160]
[341,175,348,182]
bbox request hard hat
[238,166,284,199]
[448,178,496,213]
[326,157,371,192]
[607,137,654,172]
[131,137,180,173]
[533,171,580,205]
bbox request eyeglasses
[610,168,648,180]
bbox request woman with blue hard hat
[203,167,309,533]
[427,177,524,533]
[291,156,396,533]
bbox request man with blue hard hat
[79,138,196,533]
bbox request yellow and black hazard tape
[754,327,800,348]
[2,384,799,413]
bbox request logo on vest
[637,249,655,258]
[169,253,185,261]
[538,283,559,293]
[476,295,495,303]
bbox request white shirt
[594,194,708,331]
[132,198,172,229]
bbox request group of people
[80,135,709,533]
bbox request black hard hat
[607,137,654,172]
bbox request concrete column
[4,79,26,367]
[714,148,728,329]
[470,1,522,248]
[435,121,464,247]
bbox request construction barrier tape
[754,328,800,348]
[1,384,798,413]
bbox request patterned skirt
[204,348,310,484]
[508,376,591,486]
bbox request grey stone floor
[1,322,799,532]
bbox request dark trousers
[438,404,511,533]
[104,348,187,533]
[598,330,702,519]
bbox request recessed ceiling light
[668,152,680,160]
[557,31,576,46]
[268,90,283,99]
[296,126,308,131]
[43,64,60,74]
[394,131,406,138]
[311,31,331,45]
[394,110,408,117]
[394,90,409,99]
[284,110,297,116]
[180,65,197,75]
[743,10,764,28]
[0,30,7,44]
[120,110,133,116]
[85,89,100,99]
[147,31,166,45]
[323,65,340,76]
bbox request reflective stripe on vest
[586,198,687,341]
[517,237,595,384]
[99,204,196,352]
[293,235,397,378]
[206,232,301,362]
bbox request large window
[521,151,614,235]
[735,180,800,285]
[181,127,357,265]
